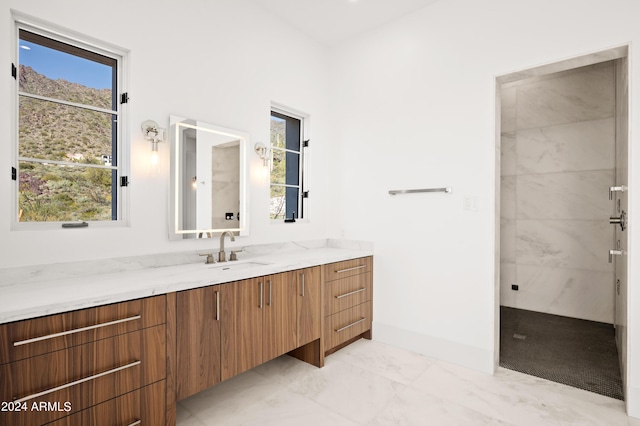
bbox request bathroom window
[270,108,308,221]
[12,17,129,227]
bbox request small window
[269,109,307,221]
[13,20,127,226]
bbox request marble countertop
[0,239,373,325]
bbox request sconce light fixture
[254,142,270,167]
[141,120,165,173]
[192,176,197,189]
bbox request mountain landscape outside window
[16,28,123,223]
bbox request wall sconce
[141,120,165,173]
[254,142,270,167]
[192,176,197,189]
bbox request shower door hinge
[11,63,17,79]
[11,167,17,181]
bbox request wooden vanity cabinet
[176,283,226,400]
[296,266,321,347]
[262,272,298,363]
[175,267,323,400]
[323,257,373,355]
[0,295,167,426]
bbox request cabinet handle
[259,282,263,309]
[215,291,220,321]
[127,421,141,426]
[268,280,272,306]
[301,273,305,297]
[335,265,366,274]
[14,360,141,403]
[335,288,366,299]
[335,317,366,333]
[13,315,142,347]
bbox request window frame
[269,105,309,223]
[11,12,130,230]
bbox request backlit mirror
[169,116,248,239]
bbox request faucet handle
[199,253,215,264]
[229,250,243,261]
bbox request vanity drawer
[324,301,371,350]
[0,295,166,365]
[324,272,371,315]
[0,325,165,426]
[323,257,372,282]
[46,381,165,426]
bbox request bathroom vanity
[0,242,373,426]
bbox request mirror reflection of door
[170,116,248,239]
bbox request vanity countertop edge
[0,242,373,325]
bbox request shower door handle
[609,249,624,263]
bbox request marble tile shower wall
[500,62,616,324]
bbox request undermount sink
[208,261,272,271]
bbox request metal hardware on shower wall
[609,249,624,263]
[609,185,627,200]
[610,210,627,231]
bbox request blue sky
[19,40,112,90]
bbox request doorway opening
[495,47,629,403]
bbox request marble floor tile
[288,355,405,424]
[367,385,508,425]
[410,361,627,425]
[325,338,433,385]
[176,339,633,425]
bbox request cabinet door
[297,266,321,346]
[263,272,297,362]
[176,285,222,400]
[221,278,263,380]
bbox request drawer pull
[335,288,366,299]
[127,421,141,426]
[335,317,366,333]
[335,265,366,274]
[14,360,141,403]
[13,315,142,347]
[215,291,220,321]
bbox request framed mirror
[169,116,248,239]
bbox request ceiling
[251,0,441,46]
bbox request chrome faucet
[218,230,236,262]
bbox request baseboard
[628,384,640,419]
[373,322,494,374]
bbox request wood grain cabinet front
[176,267,323,401]
[0,296,167,426]
[323,257,373,355]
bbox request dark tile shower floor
[500,306,624,400]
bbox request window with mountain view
[15,27,126,224]
[270,110,306,221]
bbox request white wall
[0,0,338,268]
[329,0,640,416]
